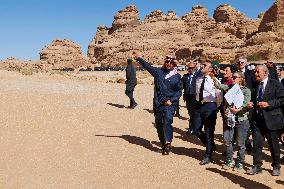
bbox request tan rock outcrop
[111,5,140,32]
[259,0,284,38]
[84,1,284,66]
[40,39,89,69]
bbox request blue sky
[0,0,275,60]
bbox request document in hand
[224,84,244,108]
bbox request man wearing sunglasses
[194,61,218,165]
[133,52,182,155]
[182,62,198,135]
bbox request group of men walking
[125,53,284,176]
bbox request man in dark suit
[182,61,198,134]
[247,64,284,176]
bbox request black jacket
[136,57,182,109]
[251,78,284,130]
[244,68,256,90]
[126,62,137,86]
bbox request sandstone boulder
[40,39,89,69]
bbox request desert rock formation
[88,0,284,66]
[40,39,90,69]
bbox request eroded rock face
[40,39,89,69]
[88,1,283,66]
[111,5,140,32]
[259,0,284,38]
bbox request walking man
[125,58,138,109]
[194,61,218,165]
[133,53,182,155]
[247,64,284,176]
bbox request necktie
[199,76,206,102]
[257,82,264,114]
[187,75,192,94]
[257,82,264,102]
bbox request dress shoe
[131,103,138,109]
[162,143,171,155]
[199,157,211,165]
[272,168,281,176]
[247,166,262,175]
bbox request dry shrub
[116,78,126,83]
[20,67,34,75]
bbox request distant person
[247,65,284,176]
[133,53,182,155]
[182,61,198,135]
[265,60,279,81]
[125,58,138,109]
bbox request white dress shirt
[196,75,217,102]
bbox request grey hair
[256,64,268,72]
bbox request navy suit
[182,72,199,131]
[136,58,182,145]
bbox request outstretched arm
[133,53,158,77]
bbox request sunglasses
[187,67,195,70]
[232,76,241,79]
[237,61,245,64]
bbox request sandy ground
[0,70,283,189]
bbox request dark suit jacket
[252,78,284,130]
[244,68,256,90]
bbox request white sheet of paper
[224,84,244,108]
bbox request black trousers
[252,114,281,169]
[125,84,136,106]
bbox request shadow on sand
[206,168,271,189]
[107,102,126,109]
[95,134,160,152]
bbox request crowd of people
[125,53,284,177]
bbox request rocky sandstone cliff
[88,0,284,66]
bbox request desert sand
[0,70,283,189]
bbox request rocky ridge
[1,0,283,70]
[88,0,284,66]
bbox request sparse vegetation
[247,54,263,62]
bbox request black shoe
[131,103,138,109]
[247,166,262,175]
[199,157,211,165]
[162,143,171,155]
[272,168,281,176]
